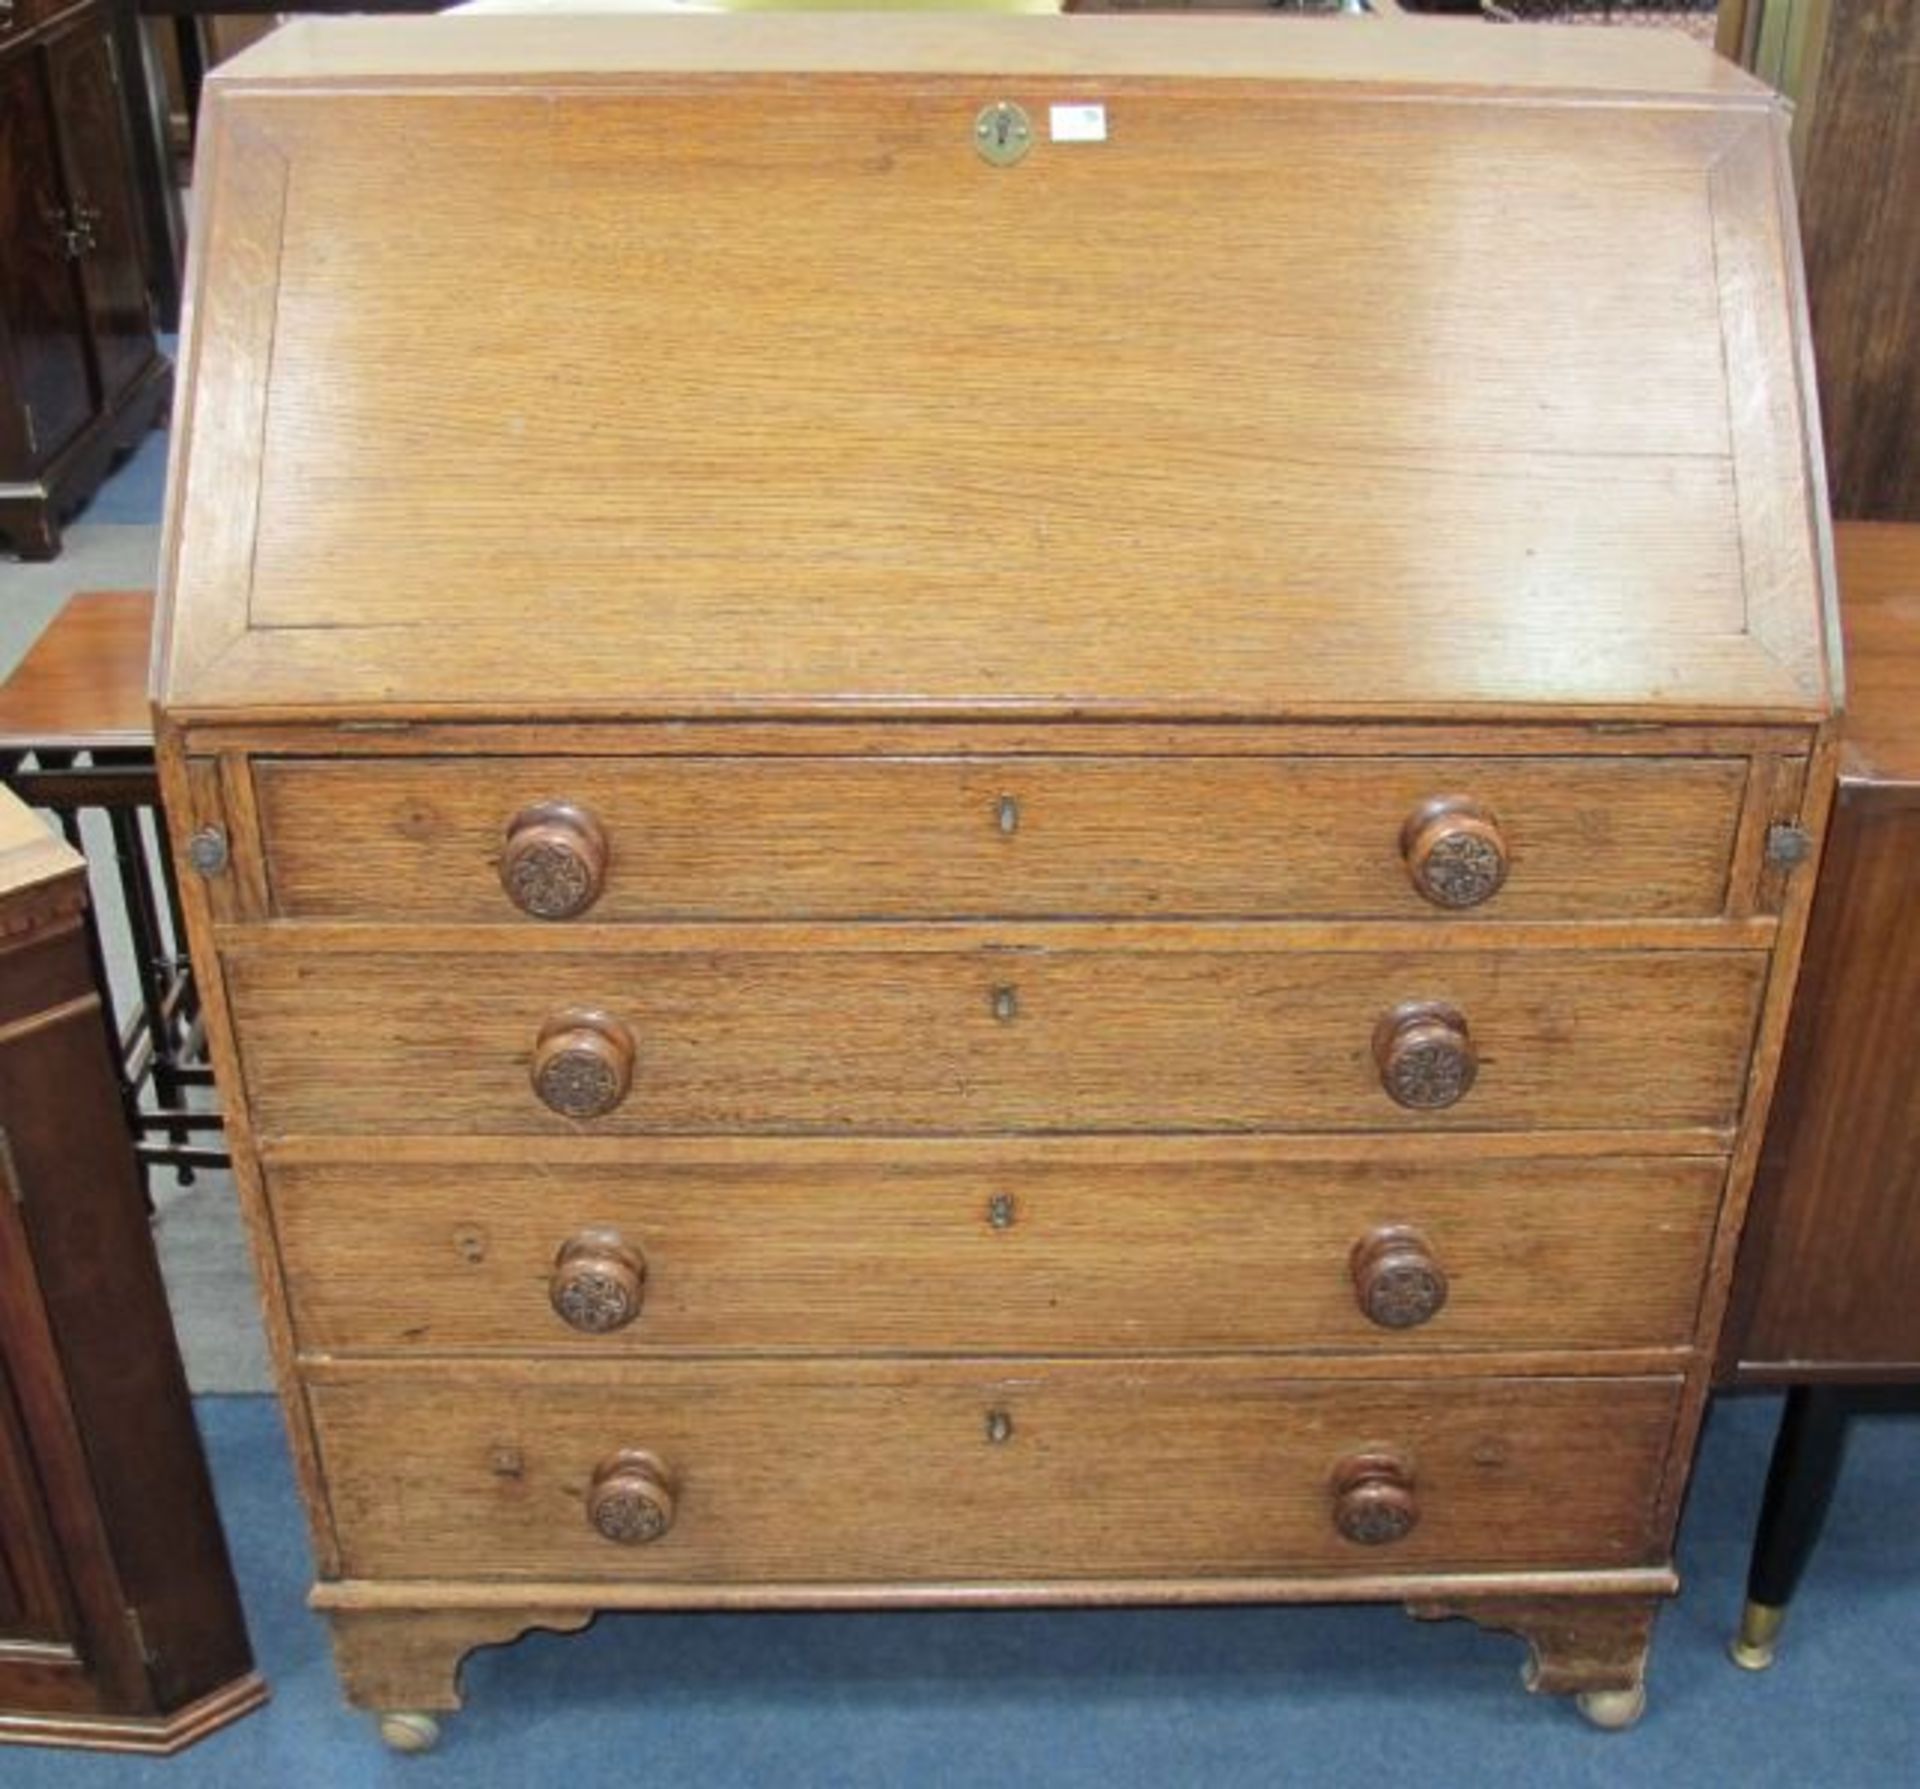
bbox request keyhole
[974,102,1032,167]
[489,1446,525,1479]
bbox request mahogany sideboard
[1720,521,1920,1668]
[0,785,262,1750]
[155,12,1840,1747]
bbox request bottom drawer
[310,1364,1680,1583]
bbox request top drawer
[253,755,1746,923]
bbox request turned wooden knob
[531,1010,634,1119]
[550,1230,647,1334]
[1402,797,1508,910]
[500,801,608,920]
[1373,1002,1477,1111]
[1351,1226,1449,1330]
[1332,1450,1419,1546]
[586,1450,676,1545]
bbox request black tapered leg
[1731,1387,1851,1669]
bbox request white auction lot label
[1049,104,1108,143]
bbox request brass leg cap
[1730,1601,1785,1672]
[1576,1684,1648,1731]
[377,1711,442,1754]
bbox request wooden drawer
[309,1364,1681,1582]
[274,1152,1724,1357]
[225,943,1767,1137]
[251,755,1748,923]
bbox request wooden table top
[1837,523,1920,788]
[0,590,155,753]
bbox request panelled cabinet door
[0,52,93,467]
[44,20,151,408]
[0,1354,81,1655]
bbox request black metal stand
[0,748,226,1192]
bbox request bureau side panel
[1654,728,1841,1531]
[155,734,341,1577]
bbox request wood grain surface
[210,14,1766,93]
[222,942,1768,1137]
[0,791,262,1748]
[253,754,1749,923]
[1725,526,1920,1379]
[270,1152,1724,1358]
[328,1608,592,1716]
[0,591,154,754]
[146,12,1847,1720]
[307,1364,1680,1582]
[1797,0,1920,520]
[0,791,83,914]
[1833,523,1920,784]
[1728,786,1920,1377]
[155,27,1831,722]
[1409,1593,1659,1698]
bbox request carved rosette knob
[550,1230,647,1334]
[1373,1002,1477,1111]
[1351,1226,1449,1330]
[500,801,609,920]
[1331,1450,1419,1547]
[1401,797,1508,910]
[586,1450,677,1545]
[531,1010,635,1120]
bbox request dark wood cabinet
[1724,525,1920,1384]
[1,0,170,561]
[0,1352,83,1660]
[0,49,97,472]
[46,19,154,407]
[1720,522,1920,1669]
[1720,0,1920,520]
[0,788,264,1751]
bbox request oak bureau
[153,12,1842,1747]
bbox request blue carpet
[58,339,174,531]
[70,424,170,529]
[6,1392,1917,1783]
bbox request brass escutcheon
[974,101,1033,167]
